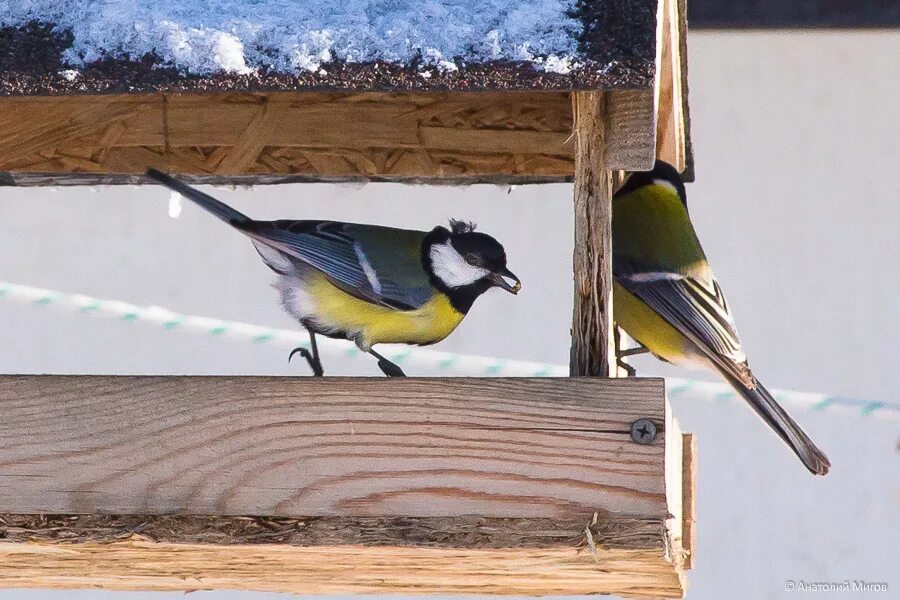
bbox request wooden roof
[0,2,657,96]
[0,0,692,185]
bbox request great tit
[146,169,521,377]
[613,161,830,475]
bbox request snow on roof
[5,1,580,74]
[0,1,657,94]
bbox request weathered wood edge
[681,432,697,569]
[0,172,572,187]
[677,0,695,181]
[664,401,688,590]
[0,541,685,597]
[570,92,615,377]
[655,0,686,173]
[605,89,657,171]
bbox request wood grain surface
[0,539,685,597]
[570,92,616,377]
[656,0,688,172]
[0,89,668,183]
[605,90,657,171]
[0,376,667,518]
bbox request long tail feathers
[145,169,250,225]
[723,371,831,475]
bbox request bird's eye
[465,254,480,266]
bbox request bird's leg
[289,330,324,376]
[619,346,650,358]
[614,325,647,377]
[368,348,406,377]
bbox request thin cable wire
[1,280,895,419]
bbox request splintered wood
[571,91,616,377]
[0,376,691,598]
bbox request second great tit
[612,161,830,475]
[146,169,521,377]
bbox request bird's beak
[489,268,521,295]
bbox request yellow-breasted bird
[613,161,830,475]
[146,169,520,377]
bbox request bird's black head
[422,219,521,313]
[616,160,687,205]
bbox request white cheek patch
[429,241,488,288]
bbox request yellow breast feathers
[303,270,464,349]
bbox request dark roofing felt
[0,2,657,96]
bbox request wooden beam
[0,90,660,185]
[677,0,696,180]
[571,92,615,377]
[656,0,688,172]
[605,90,657,171]
[0,375,690,597]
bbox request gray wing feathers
[239,222,434,310]
[618,261,831,474]
[616,258,750,384]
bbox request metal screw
[630,419,657,444]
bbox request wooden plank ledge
[0,375,692,597]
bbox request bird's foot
[614,335,647,377]
[289,346,324,377]
[617,359,637,377]
[367,348,407,377]
[377,359,406,377]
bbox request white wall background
[0,31,897,599]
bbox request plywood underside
[0,92,569,184]
[0,89,666,185]
[0,376,692,597]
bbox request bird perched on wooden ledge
[146,169,521,377]
[613,160,830,476]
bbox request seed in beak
[489,269,521,294]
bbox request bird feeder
[0,0,695,597]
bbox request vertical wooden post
[571,91,615,377]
